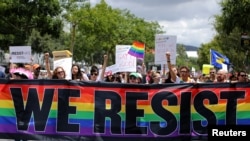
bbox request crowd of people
[0,52,249,84]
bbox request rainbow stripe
[0,81,250,140]
[128,41,145,59]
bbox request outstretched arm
[100,55,108,81]
[44,53,52,79]
[166,52,176,82]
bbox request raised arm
[166,52,176,82]
[100,54,108,81]
[44,53,52,79]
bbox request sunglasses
[91,73,98,76]
[240,74,246,77]
[57,71,64,74]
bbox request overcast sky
[91,0,222,47]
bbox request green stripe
[1,108,250,121]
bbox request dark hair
[14,73,28,79]
[16,63,25,68]
[112,74,121,83]
[179,66,190,72]
[90,65,99,74]
[71,64,83,80]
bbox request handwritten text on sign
[154,35,177,65]
[115,45,136,72]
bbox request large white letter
[212,129,219,136]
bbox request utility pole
[70,23,76,56]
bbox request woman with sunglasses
[90,55,108,82]
[44,52,66,79]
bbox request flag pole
[210,49,211,65]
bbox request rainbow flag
[128,41,145,59]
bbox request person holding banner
[237,70,248,82]
[71,64,84,81]
[215,69,228,83]
[32,64,41,79]
[128,72,139,84]
[44,53,66,80]
[149,71,161,84]
[179,66,195,83]
[90,55,108,82]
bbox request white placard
[155,35,177,65]
[53,58,72,80]
[105,64,119,74]
[9,46,32,63]
[115,45,136,72]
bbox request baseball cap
[129,72,138,78]
[33,64,40,70]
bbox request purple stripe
[0,125,205,137]
[128,50,144,59]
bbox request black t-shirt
[164,73,174,83]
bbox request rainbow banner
[0,79,250,140]
[128,41,145,59]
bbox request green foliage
[72,0,163,65]
[198,0,250,72]
[176,44,200,70]
[219,0,250,34]
[27,30,68,54]
[0,0,63,51]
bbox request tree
[74,0,163,65]
[0,0,63,51]
[27,29,68,54]
[219,0,250,35]
[196,0,249,72]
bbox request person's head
[90,65,99,81]
[52,67,66,79]
[71,64,83,80]
[151,71,161,84]
[179,66,190,80]
[33,64,41,75]
[71,64,81,75]
[16,63,25,68]
[129,72,138,84]
[111,73,122,83]
[216,69,227,82]
[105,71,113,82]
[209,68,216,79]
[237,70,247,82]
